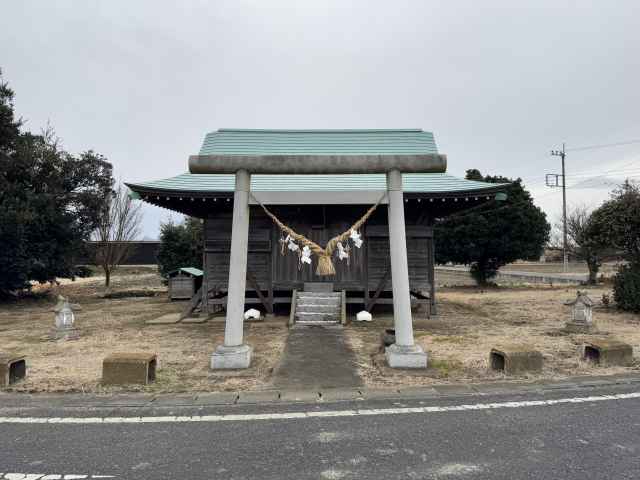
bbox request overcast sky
[3,1,639,238]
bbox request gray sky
[3,1,639,238]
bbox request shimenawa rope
[250,193,387,276]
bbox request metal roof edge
[214,128,426,134]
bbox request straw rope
[251,193,387,275]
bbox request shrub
[613,264,640,313]
[157,217,203,278]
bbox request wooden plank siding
[203,205,434,310]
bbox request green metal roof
[198,129,438,156]
[127,172,502,194]
[169,267,203,277]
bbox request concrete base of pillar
[385,343,427,369]
[211,344,252,369]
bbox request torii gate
[189,153,447,369]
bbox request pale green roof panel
[198,129,438,156]
[127,173,504,194]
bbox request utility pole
[548,144,568,273]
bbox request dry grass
[0,271,287,393]
[2,270,640,393]
[346,285,640,388]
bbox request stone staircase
[293,283,342,325]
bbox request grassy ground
[1,271,286,393]
[346,285,640,388]
[1,269,639,393]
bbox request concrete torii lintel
[189,154,447,175]
[209,159,433,370]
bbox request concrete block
[490,345,543,375]
[360,388,402,400]
[193,392,239,405]
[583,339,633,367]
[396,386,439,398]
[0,354,26,387]
[237,390,280,404]
[280,390,320,402]
[385,344,428,369]
[211,344,252,369]
[102,352,157,386]
[320,388,364,402]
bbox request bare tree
[552,204,606,284]
[93,184,143,288]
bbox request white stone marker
[211,169,253,369]
[384,169,427,368]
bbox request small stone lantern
[51,295,80,340]
[564,291,596,333]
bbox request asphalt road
[1,385,640,479]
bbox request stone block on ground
[0,353,26,387]
[146,313,181,325]
[320,388,364,402]
[280,390,320,402]
[583,338,633,367]
[237,390,280,404]
[102,352,157,385]
[490,345,543,375]
[385,344,428,369]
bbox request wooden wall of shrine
[202,204,435,312]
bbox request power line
[566,139,640,152]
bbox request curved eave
[125,173,509,216]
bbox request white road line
[0,475,115,479]
[0,391,638,425]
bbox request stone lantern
[564,291,595,333]
[51,295,80,340]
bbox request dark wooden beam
[366,263,391,312]
[246,269,273,314]
[180,285,203,320]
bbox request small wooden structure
[102,352,157,385]
[168,267,203,300]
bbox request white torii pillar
[211,169,253,369]
[385,169,428,368]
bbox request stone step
[296,304,341,314]
[295,312,340,323]
[296,297,342,307]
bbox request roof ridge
[215,128,425,134]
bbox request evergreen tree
[435,170,550,285]
[156,217,203,278]
[0,71,113,297]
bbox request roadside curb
[2,373,640,409]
